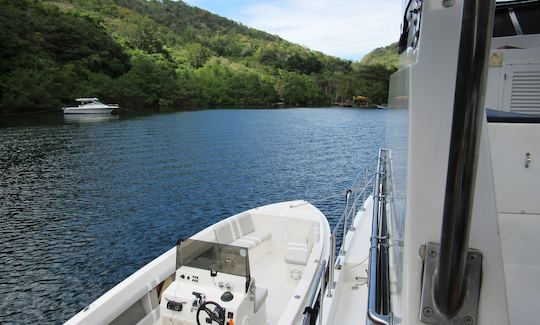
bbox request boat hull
[65,200,330,325]
[63,107,114,114]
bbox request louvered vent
[510,70,540,112]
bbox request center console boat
[65,201,330,325]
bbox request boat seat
[313,224,320,243]
[249,279,268,313]
[254,286,268,313]
[285,242,311,265]
[236,213,255,237]
[284,223,319,265]
[214,222,236,245]
[214,214,271,249]
[232,231,271,248]
[243,230,271,243]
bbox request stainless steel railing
[301,259,327,325]
[301,152,383,324]
[367,149,392,325]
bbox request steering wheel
[196,301,225,325]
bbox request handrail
[325,189,349,298]
[435,0,495,316]
[367,149,392,325]
[301,259,326,325]
[301,154,380,324]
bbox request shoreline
[1,103,369,117]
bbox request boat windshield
[176,239,250,279]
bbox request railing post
[326,234,335,297]
[319,261,326,325]
[342,190,351,252]
[352,182,359,217]
[363,167,369,210]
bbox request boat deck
[251,250,304,324]
[321,197,373,324]
[499,213,540,324]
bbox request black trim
[486,109,540,123]
[493,0,540,37]
[496,0,540,10]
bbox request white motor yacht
[312,1,540,325]
[65,201,330,325]
[62,98,118,114]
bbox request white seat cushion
[243,230,271,244]
[231,230,271,249]
[214,222,235,244]
[285,242,311,265]
[236,214,256,237]
[254,286,268,313]
[313,224,320,243]
[217,214,271,249]
[231,237,257,249]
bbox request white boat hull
[65,200,330,325]
[62,107,114,114]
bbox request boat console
[161,239,267,325]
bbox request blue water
[0,108,387,323]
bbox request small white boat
[62,98,118,114]
[65,201,330,325]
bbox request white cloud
[237,0,402,60]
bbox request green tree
[117,54,179,110]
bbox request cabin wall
[397,1,510,324]
[488,122,540,324]
[485,36,540,113]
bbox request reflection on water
[0,108,387,323]
[63,114,119,124]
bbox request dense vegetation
[359,43,399,69]
[0,0,398,113]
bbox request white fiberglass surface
[498,213,540,324]
[250,250,303,325]
[327,199,373,324]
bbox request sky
[183,0,403,61]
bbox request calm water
[0,108,387,323]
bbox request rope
[289,192,347,208]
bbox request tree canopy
[0,0,398,113]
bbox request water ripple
[0,108,387,323]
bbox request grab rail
[301,154,380,324]
[434,0,495,316]
[367,149,392,324]
[301,259,327,325]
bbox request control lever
[191,291,206,312]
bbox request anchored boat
[65,201,330,325]
[62,98,118,114]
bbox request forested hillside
[359,43,399,69]
[0,0,398,113]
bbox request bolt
[429,249,437,258]
[443,0,455,7]
[423,307,433,317]
[419,244,426,259]
[468,254,478,263]
[464,316,474,325]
